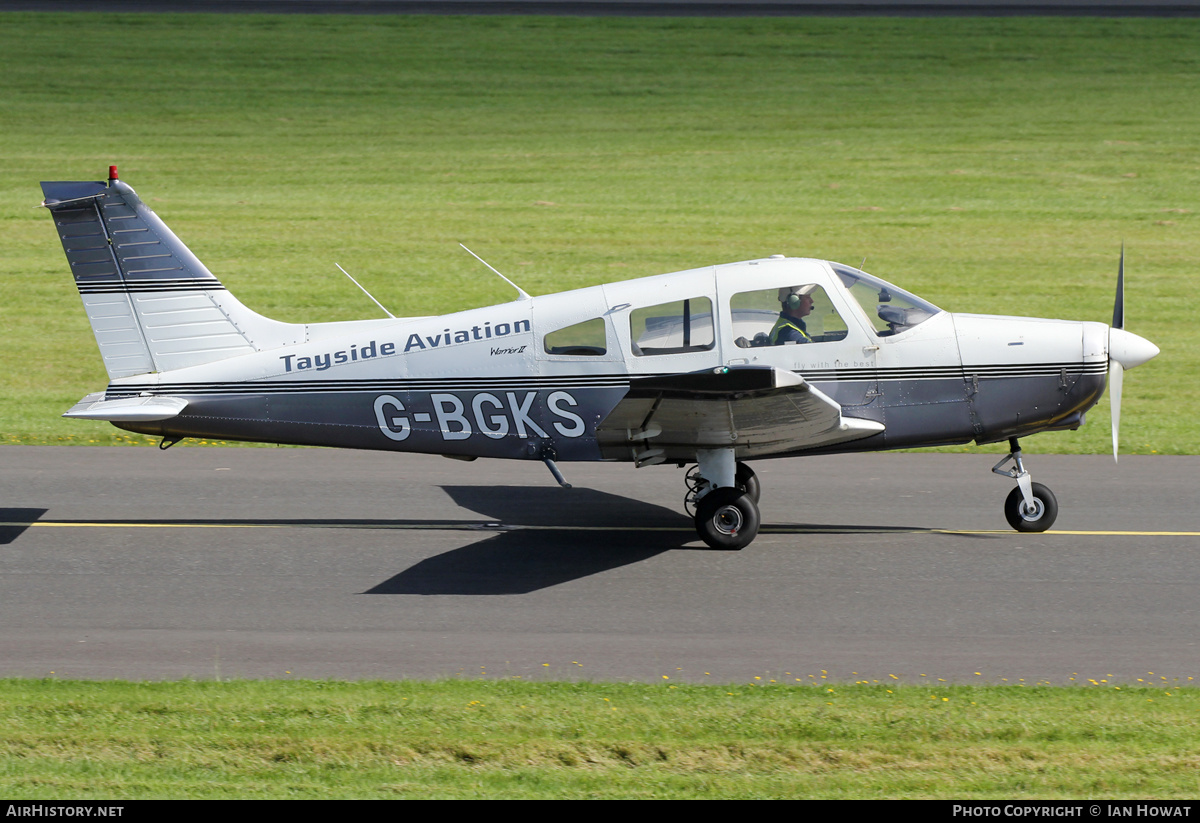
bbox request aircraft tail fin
[41,170,299,379]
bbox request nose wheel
[993,438,1058,533]
[1003,482,1058,532]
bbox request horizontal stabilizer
[64,392,188,422]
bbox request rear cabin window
[630,297,715,356]
[543,317,607,356]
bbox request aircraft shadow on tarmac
[0,498,954,596]
[366,485,697,596]
[365,485,958,595]
[0,509,47,544]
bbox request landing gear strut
[686,454,761,550]
[992,438,1058,532]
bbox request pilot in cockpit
[769,285,814,345]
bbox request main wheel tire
[735,462,761,503]
[694,487,760,550]
[1004,483,1058,532]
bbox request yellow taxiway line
[1,521,1197,537]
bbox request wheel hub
[713,505,742,535]
[1020,499,1045,521]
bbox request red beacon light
[108,165,118,182]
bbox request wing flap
[597,366,883,460]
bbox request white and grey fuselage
[44,178,1114,467]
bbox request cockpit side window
[832,263,940,337]
[730,285,848,348]
[630,296,715,356]
[543,316,607,356]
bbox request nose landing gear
[992,438,1059,532]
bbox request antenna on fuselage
[459,244,532,301]
[335,263,396,319]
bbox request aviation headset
[779,285,816,310]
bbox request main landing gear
[683,439,1060,548]
[992,438,1058,533]
[686,452,761,550]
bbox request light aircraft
[40,168,1159,549]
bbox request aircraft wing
[596,366,883,462]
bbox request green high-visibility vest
[768,315,811,345]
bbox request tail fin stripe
[76,277,220,288]
[78,286,222,295]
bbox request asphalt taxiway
[1,446,1196,684]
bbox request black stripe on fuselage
[106,374,637,398]
[102,361,1105,400]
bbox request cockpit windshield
[831,263,941,337]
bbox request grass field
[2,12,1196,450]
[3,678,1200,799]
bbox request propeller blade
[1109,358,1124,462]
[1105,245,1157,462]
[1113,243,1125,330]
